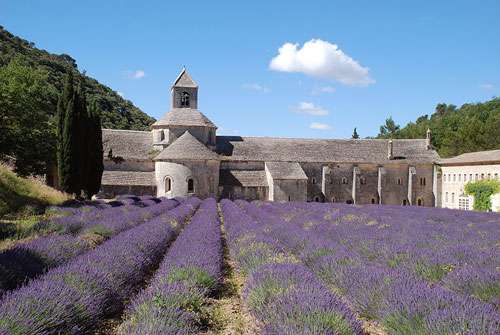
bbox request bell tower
[172,67,198,109]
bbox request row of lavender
[221,199,363,335]
[118,198,223,334]
[252,201,499,335]
[0,197,179,296]
[0,197,201,335]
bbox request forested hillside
[0,26,155,176]
[0,26,155,130]
[377,99,500,157]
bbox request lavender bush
[0,198,179,297]
[251,201,500,335]
[119,198,222,334]
[0,197,200,335]
[221,199,363,335]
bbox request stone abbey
[101,68,440,205]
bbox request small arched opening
[180,92,190,107]
[417,198,424,206]
[342,177,348,185]
[402,199,408,206]
[187,178,194,193]
[165,176,172,193]
[371,198,376,204]
[314,196,320,202]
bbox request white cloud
[117,91,124,97]
[270,39,375,86]
[310,122,332,130]
[242,83,270,93]
[480,83,494,90]
[292,102,329,116]
[126,70,145,79]
[312,85,336,95]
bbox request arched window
[165,177,172,192]
[331,197,336,203]
[419,177,426,186]
[187,178,194,193]
[288,195,291,202]
[397,178,402,185]
[417,198,423,206]
[371,198,376,204]
[180,92,190,107]
[342,177,348,185]
[314,196,320,202]
[360,177,366,185]
[312,177,317,184]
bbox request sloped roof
[216,136,439,164]
[102,129,152,161]
[173,68,198,88]
[152,108,217,128]
[219,170,268,187]
[101,170,155,186]
[439,149,500,165]
[266,162,307,180]
[154,131,219,161]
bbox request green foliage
[57,75,104,198]
[378,116,400,138]
[0,26,155,131]
[167,266,217,289]
[351,127,360,139]
[377,100,500,157]
[0,58,56,176]
[0,26,154,177]
[465,179,500,211]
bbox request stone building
[101,68,440,205]
[439,149,500,211]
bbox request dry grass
[0,163,69,217]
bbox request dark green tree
[84,100,104,198]
[378,117,400,138]
[352,127,360,139]
[0,58,56,176]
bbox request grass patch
[0,163,69,217]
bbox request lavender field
[0,197,498,335]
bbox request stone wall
[218,185,268,201]
[155,159,220,198]
[100,185,156,198]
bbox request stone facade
[439,150,500,211]
[101,68,443,206]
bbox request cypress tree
[56,72,74,189]
[352,127,360,139]
[84,101,104,198]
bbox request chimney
[387,139,393,160]
[426,128,432,150]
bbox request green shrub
[464,179,500,211]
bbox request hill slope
[0,26,155,130]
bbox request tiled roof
[216,136,439,164]
[173,68,198,88]
[219,170,268,187]
[101,170,155,186]
[439,149,500,165]
[102,129,152,161]
[265,162,307,180]
[152,108,216,128]
[154,131,219,161]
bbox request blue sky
[1,0,499,138]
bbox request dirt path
[199,206,261,335]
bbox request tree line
[352,99,500,157]
[57,73,103,199]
